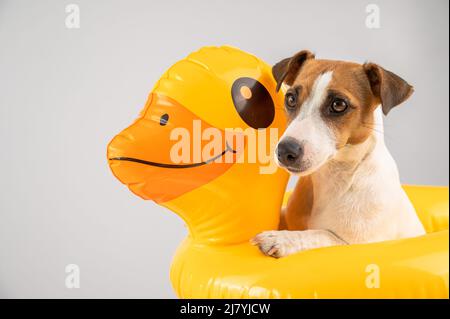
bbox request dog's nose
[277,138,303,167]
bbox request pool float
[107,46,449,298]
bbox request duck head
[108,46,289,244]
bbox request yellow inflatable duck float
[108,46,449,298]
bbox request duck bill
[107,94,244,203]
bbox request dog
[251,50,426,258]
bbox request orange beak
[107,94,244,203]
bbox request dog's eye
[330,99,348,113]
[231,77,275,129]
[285,92,297,110]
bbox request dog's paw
[250,231,299,258]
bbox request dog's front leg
[250,230,347,258]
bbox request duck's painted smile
[109,142,237,169]
[107,94,245,203]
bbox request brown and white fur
[251,51,425,258]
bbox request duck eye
[285,92,297,110]
[231,77,275,129]
[160,113,169,126]
[330,99,348,113]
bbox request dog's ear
[273,50,315,92]
[363,62,414,115]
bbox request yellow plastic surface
[171,185,448,299]
[108,46,449,299]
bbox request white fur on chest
[307,126,422,243]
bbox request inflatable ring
[171,185,448,298]
[108,46,449,298]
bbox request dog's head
[272,50,414,175]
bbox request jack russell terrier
[251,50,425,258]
